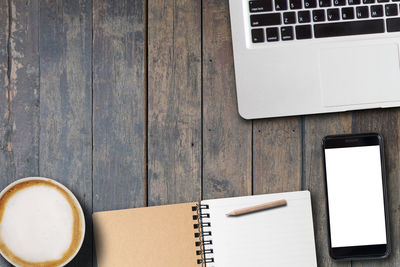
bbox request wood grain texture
[253,118,302,194]
[0,0,13,196]
[351,109,400,267]
[92,0,145,212]
[148,0,202,205]
[39,1,92,265]
[202,0,252,199]
[0,1,40,266]
[0,0,40,181]
[304,113,352,267]
[3,0,40,180]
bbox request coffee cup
[0,177,85,267]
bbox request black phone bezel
[322,133,391,261]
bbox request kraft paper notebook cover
[93,191,317,267]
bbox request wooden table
[0,1,399,266]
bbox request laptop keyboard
[249,0,400,42]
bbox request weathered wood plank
[253,118,302,194]
[351,109,400,267]
[39,1,92,265]
[6,0,40,180]
[92,0,145,212]
[0,0,39,266]
[0,0,40,189]
[202,0,252,199]
[0,0,11,187]
[304,113,352,267]
[148,0,202,205]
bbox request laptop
[229,0,400,119]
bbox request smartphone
[322,133,390,260]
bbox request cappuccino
[0,178,85,267]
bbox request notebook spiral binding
[193,204,214,266]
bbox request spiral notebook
[93,191,317,267]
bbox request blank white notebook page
[201,191,317,267]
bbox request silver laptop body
[229,0,400,119]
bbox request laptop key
[314,19,384,38]
[289,0,302,9]
[342,7,355,19]
[385,4,398,16]
[363,0,375,3]
[295,25,312,39]
[281,26,294,40]
[283,12,297,24]
[356,6,369,18]
[327,8,340,20]
[348,0,361,4]
[275,0,288,10]
[387,17,400,31]
[319,0,332,7]
[266,27,280,41]
[298,10,311,22]
[334,0,347,5]
[371,5,384,16]
[377,0,389,2]
[251,28,265,43]
[249,0,273,12]
[313,9,326,21]
[304,0,318,8]
[251,14,282,26]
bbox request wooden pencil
[226,199,287,216]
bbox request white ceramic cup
[0,177,85,267]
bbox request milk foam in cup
[0,177,85,267]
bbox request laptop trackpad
[320,43,400,107]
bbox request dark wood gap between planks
[200,0,204,201]
[144,0,149,207]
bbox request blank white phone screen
[325,145,387,248]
